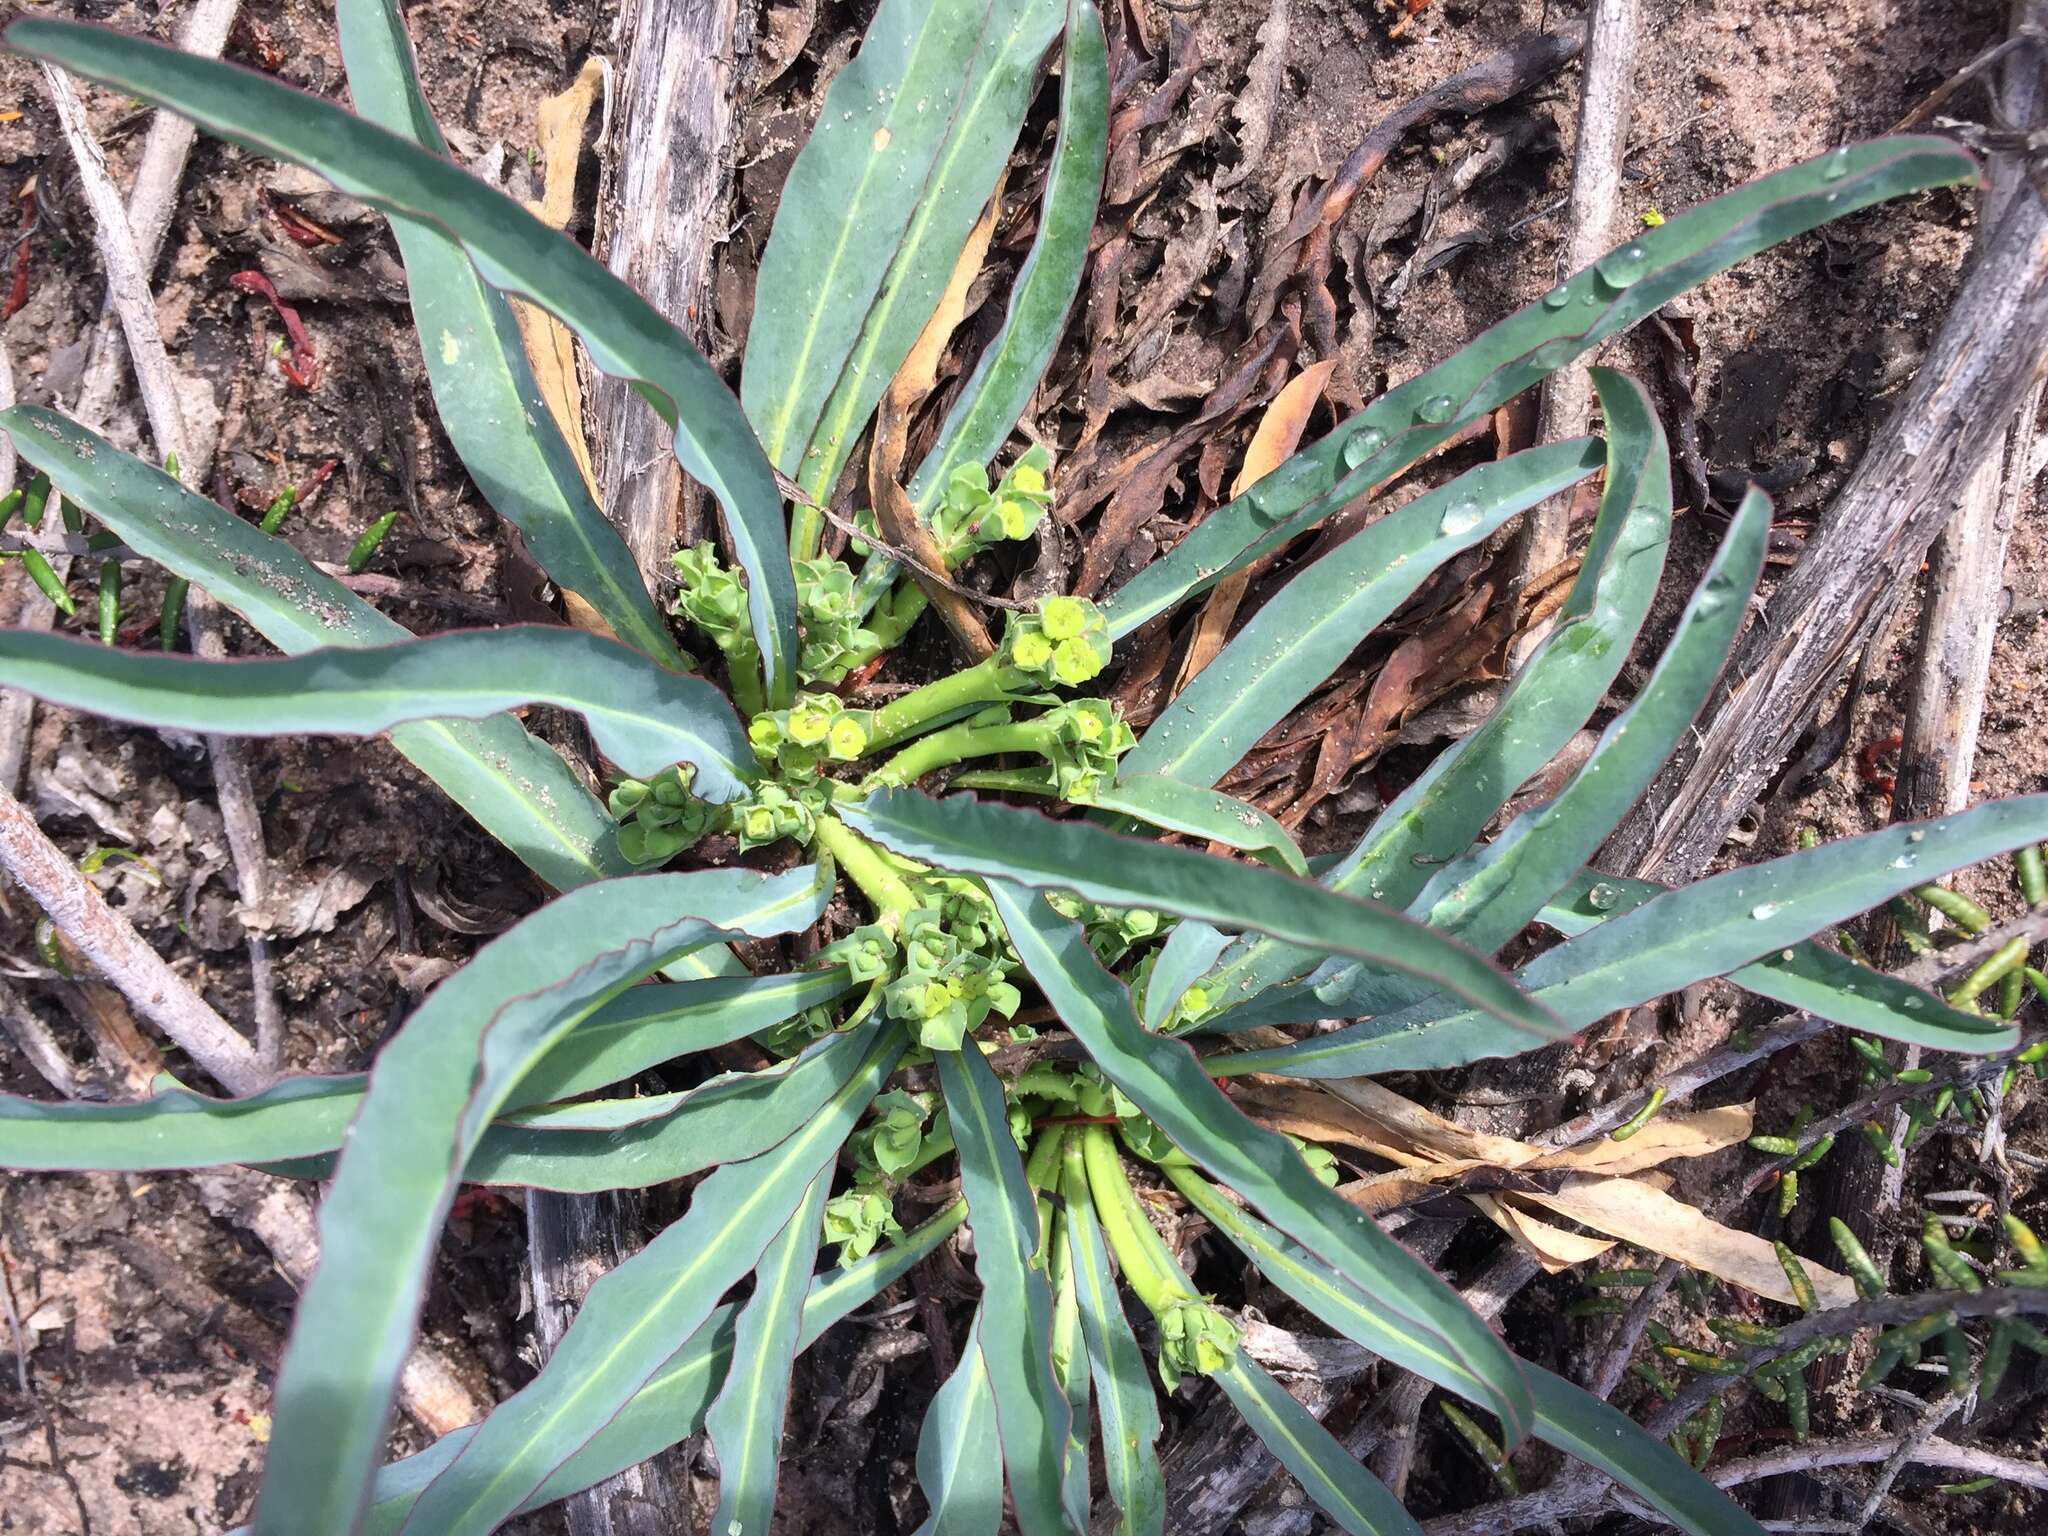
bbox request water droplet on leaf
[1750,901,1782,921]
[1586,882,1620,911]
[1542,284,1573,309]
[1342,425,1388,468]
[1820,147,1851,182]
[1595,243,1649,288]
[1439,496,1483,536]
[1417,393,1457,424]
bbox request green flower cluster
[1048,888,1163,968]
[794,555,881,684]
[997,594,1113,690]
[608,766,716,867]
[671,542,763,712]
[1157,1299,1243,1389]
[749,691,876,777]
[1034,698,1135,803]
[931,444,1052,564]
[823,1089,949,1267]
[880,903,1021,1052]
[822,1187,902,1268]
[732,780,827,851]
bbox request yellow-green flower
[1011,630,1054,671]
[1040,595,1088,641]
[1053,636,1102,685]
[828,716,868,760]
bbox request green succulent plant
[0,5,2040,1536]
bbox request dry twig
[1517,0,1639,588]
[0,784,263,1094]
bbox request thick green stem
[1080,1125,1187,1313]
[870,718,1052,788]
[721,639,767,720]
[812,815,920,923]
[867,654,1010,751]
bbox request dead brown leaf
[511,59,613,640]
[1235,1076,1852,1303]
[865,174,1011,662]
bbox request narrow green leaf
[937,1044,1073,1536]
[906,0,1108,512]
[1048,1209,1094,1529]
[1091,774,1309,874]
[844,789,1561,1044]
[461,1033,877,1194]
[1100,139,1977,638]
[1214,1357,1421,1536]
[1166,1170,1765,1536]
[403,1023,902,1536]
[912,1331,1004,1536]
[8,18,798,703]
[0,626,754,796]
[1537,870,2007,1054]
[1061,1138,1164,1536]
[1,406,631,888]
[1223,477,1762,1033]
[249,865,829,1535]
[985,883,1536,1448]
[706,1172,831,1536]
[506,967,852,1105]
[348,1202,968,1536]
[1122,438,1602,789]
[1414,485,1767,953]
[334,0,683,667]
[1222,796,2048,1076]
[744,0,1063,504]
[0,970,849,1175]
[1201,371,1670,1013]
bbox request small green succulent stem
[867,655,1011,751]
[1950,936,2030,1008]
[811,815,919,924]
[1079,1124,1186,1315]
[2017,844,2047,908]
[869,718,1055,788]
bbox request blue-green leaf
[1199,370,1671,1014]
[248,864,830,1535]
[706,1173,831,1536]
[842,789,1561,1045]
[1121,438,1602,790]
[912,1331,1005,1536]
[936,1044,1073,1535]
[346,1201,968,1536]
[0,970,850,1175]
[1100,140,1977,638]
[1220,797,2048,1076]
[905,0,1108,512]
[1214,1357,1421,1536]
[1090,774,1309,874]
[985,883,1536,1448]
[0,406,629,889]
[1166,1169,1764,1536]
[744,0,1065,513]
[1538,870,2008,1054]
[1060,1136,1163,1536]
[401,1023,902,1536]
[335,0,683,666]
[8,17,798,704]
[0,626,754,796]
